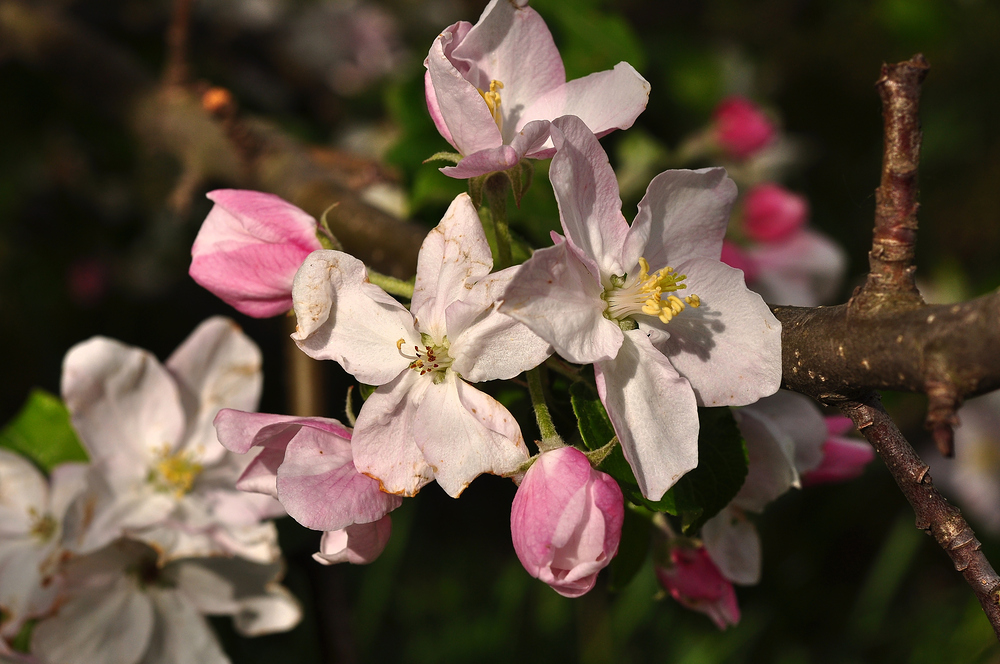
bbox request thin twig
[164,0,195,87]
[838,394,1000,639]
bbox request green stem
[484,175,512,270]
[367,269,415,299]
[527,367,562,452]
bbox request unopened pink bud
[713,97,776,160]
[743,183,809,243]
[656,545,741,629]
[510,446,624,598]
[720,240,760,281]
[801,417,874,486]
[190,190,323,318]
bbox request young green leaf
[0,389,88,472]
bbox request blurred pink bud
[742,183,809,243]
[656,545,741,629]
[67,257,110,307]
[510,446,624,598]
[713,97,776,160]
[720,240,759,281]
[801,417,875,486]
[313,515,393,565]
[190,190,323,317]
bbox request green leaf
[0,389,88,472]
[569,382,748,532]
[358,384,377,401]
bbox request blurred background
[1,0,999,661]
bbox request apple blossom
[190,189,323,318]
[424,0,649,179]
[655,543,740,629]
[501,115,782,500]
[30,539,301,664]
[291,193,551,498]
[741,228,847,307]
[712,96,776,160]
[801,416,874,486]
[510,446,623,598]
[313,516,393,566]
[60,317,285,563]
[0,451,87,640]
[741,183,809,243]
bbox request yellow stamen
[477,80,504,132]
[603,256,701,325]
[151,444,203,497]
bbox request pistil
[397,338,454,383]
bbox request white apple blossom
[291,193,552,498]
[501,115,782,501]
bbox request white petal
[745,391,827,477]
[730,406,799,512]
[291,250,418,386]
[652,260,782,407]
[595,330,699,500]
[499,242,622,364]
[61,337,185,486]
[145,589,230,664]
[413,375,529,497]
[701,506,762,585]
[411,193,493,340]
[352,372,435,497]
[745,228,847,306]
[628,168,737,271]
[0,449,47,535]
[549,115,630,277]
[448,266,552,382]
[165,317,262,466]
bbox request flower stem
[367,269,415,299]
[483,174,512,270]
[527,367,562,452]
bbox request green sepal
[358,384,377,401]
[468,174,486,208]
[317,203,344,251]
[423,151,463,165]
[505,160,533,207]
[569,382,748,533]
[0,389,88,472]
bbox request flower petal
[595,330,699,500]
[650,260,782,407]
[745,228,847,306]
[626,168,737,271]
[701,507,762,585]
[440,120,551,179]
[413,375,529,497]
[291,250,418,386]
[313,516,393,565]
[352,371,435,497]
[500,241,622,364]
[549,115,630,276]
[0,449,47,534]
[730,405,799,511]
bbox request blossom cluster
[0,318,301,662]
[182,0,871,628]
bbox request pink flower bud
[190,190,323,318]
[313,516,393,565]
[720,240,760,281]
[656,545,741,629]
[742,183,810,243]
[510,446,624,598]
[713,96,776,160]
[801,416,875,486]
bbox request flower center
[397,337,454,384]
[28,508,56,543]
[603,257,701,325]
[150,444,203,497]
[477,79,504,133]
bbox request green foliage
[532,0,646,80]
[0,388,88,472]
[570,382,747,532]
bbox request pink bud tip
[656,545,741,629]
[713,96,776,160]
[742,183,810,244]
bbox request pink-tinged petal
[411,193,493,337]
[0,449,47,534]
[702,507,762,585]
[719,240,759,282]
[627,168,737,271]
[549,115,630,276]
[500,242,622,364]
[424,70,457,151]
[595,330,699,500]
[745,228,847,307]
[413,375,529,497]
[214,409,353,455]
[511,446,623,598]
[742,183,809,243]
[731,404,799,511]
[826,415,855,437]
[352,371,435,497]
[276,425,401,532]
[713,97,776,160]
[440,120,551,179]
[447,266,552,382]
[449,0,565,143]
[313,516,393,565]
[656,544,741,629]
[652,260,781,407]
[235,449,285,498]
[519,63,650,149]
[146,590,230,664]
[801,436,874,487]
[425,25,502,156]
[291,250,418,386]
[190,190,321,318]
[166,317,262,466]
[61,337,184,486]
